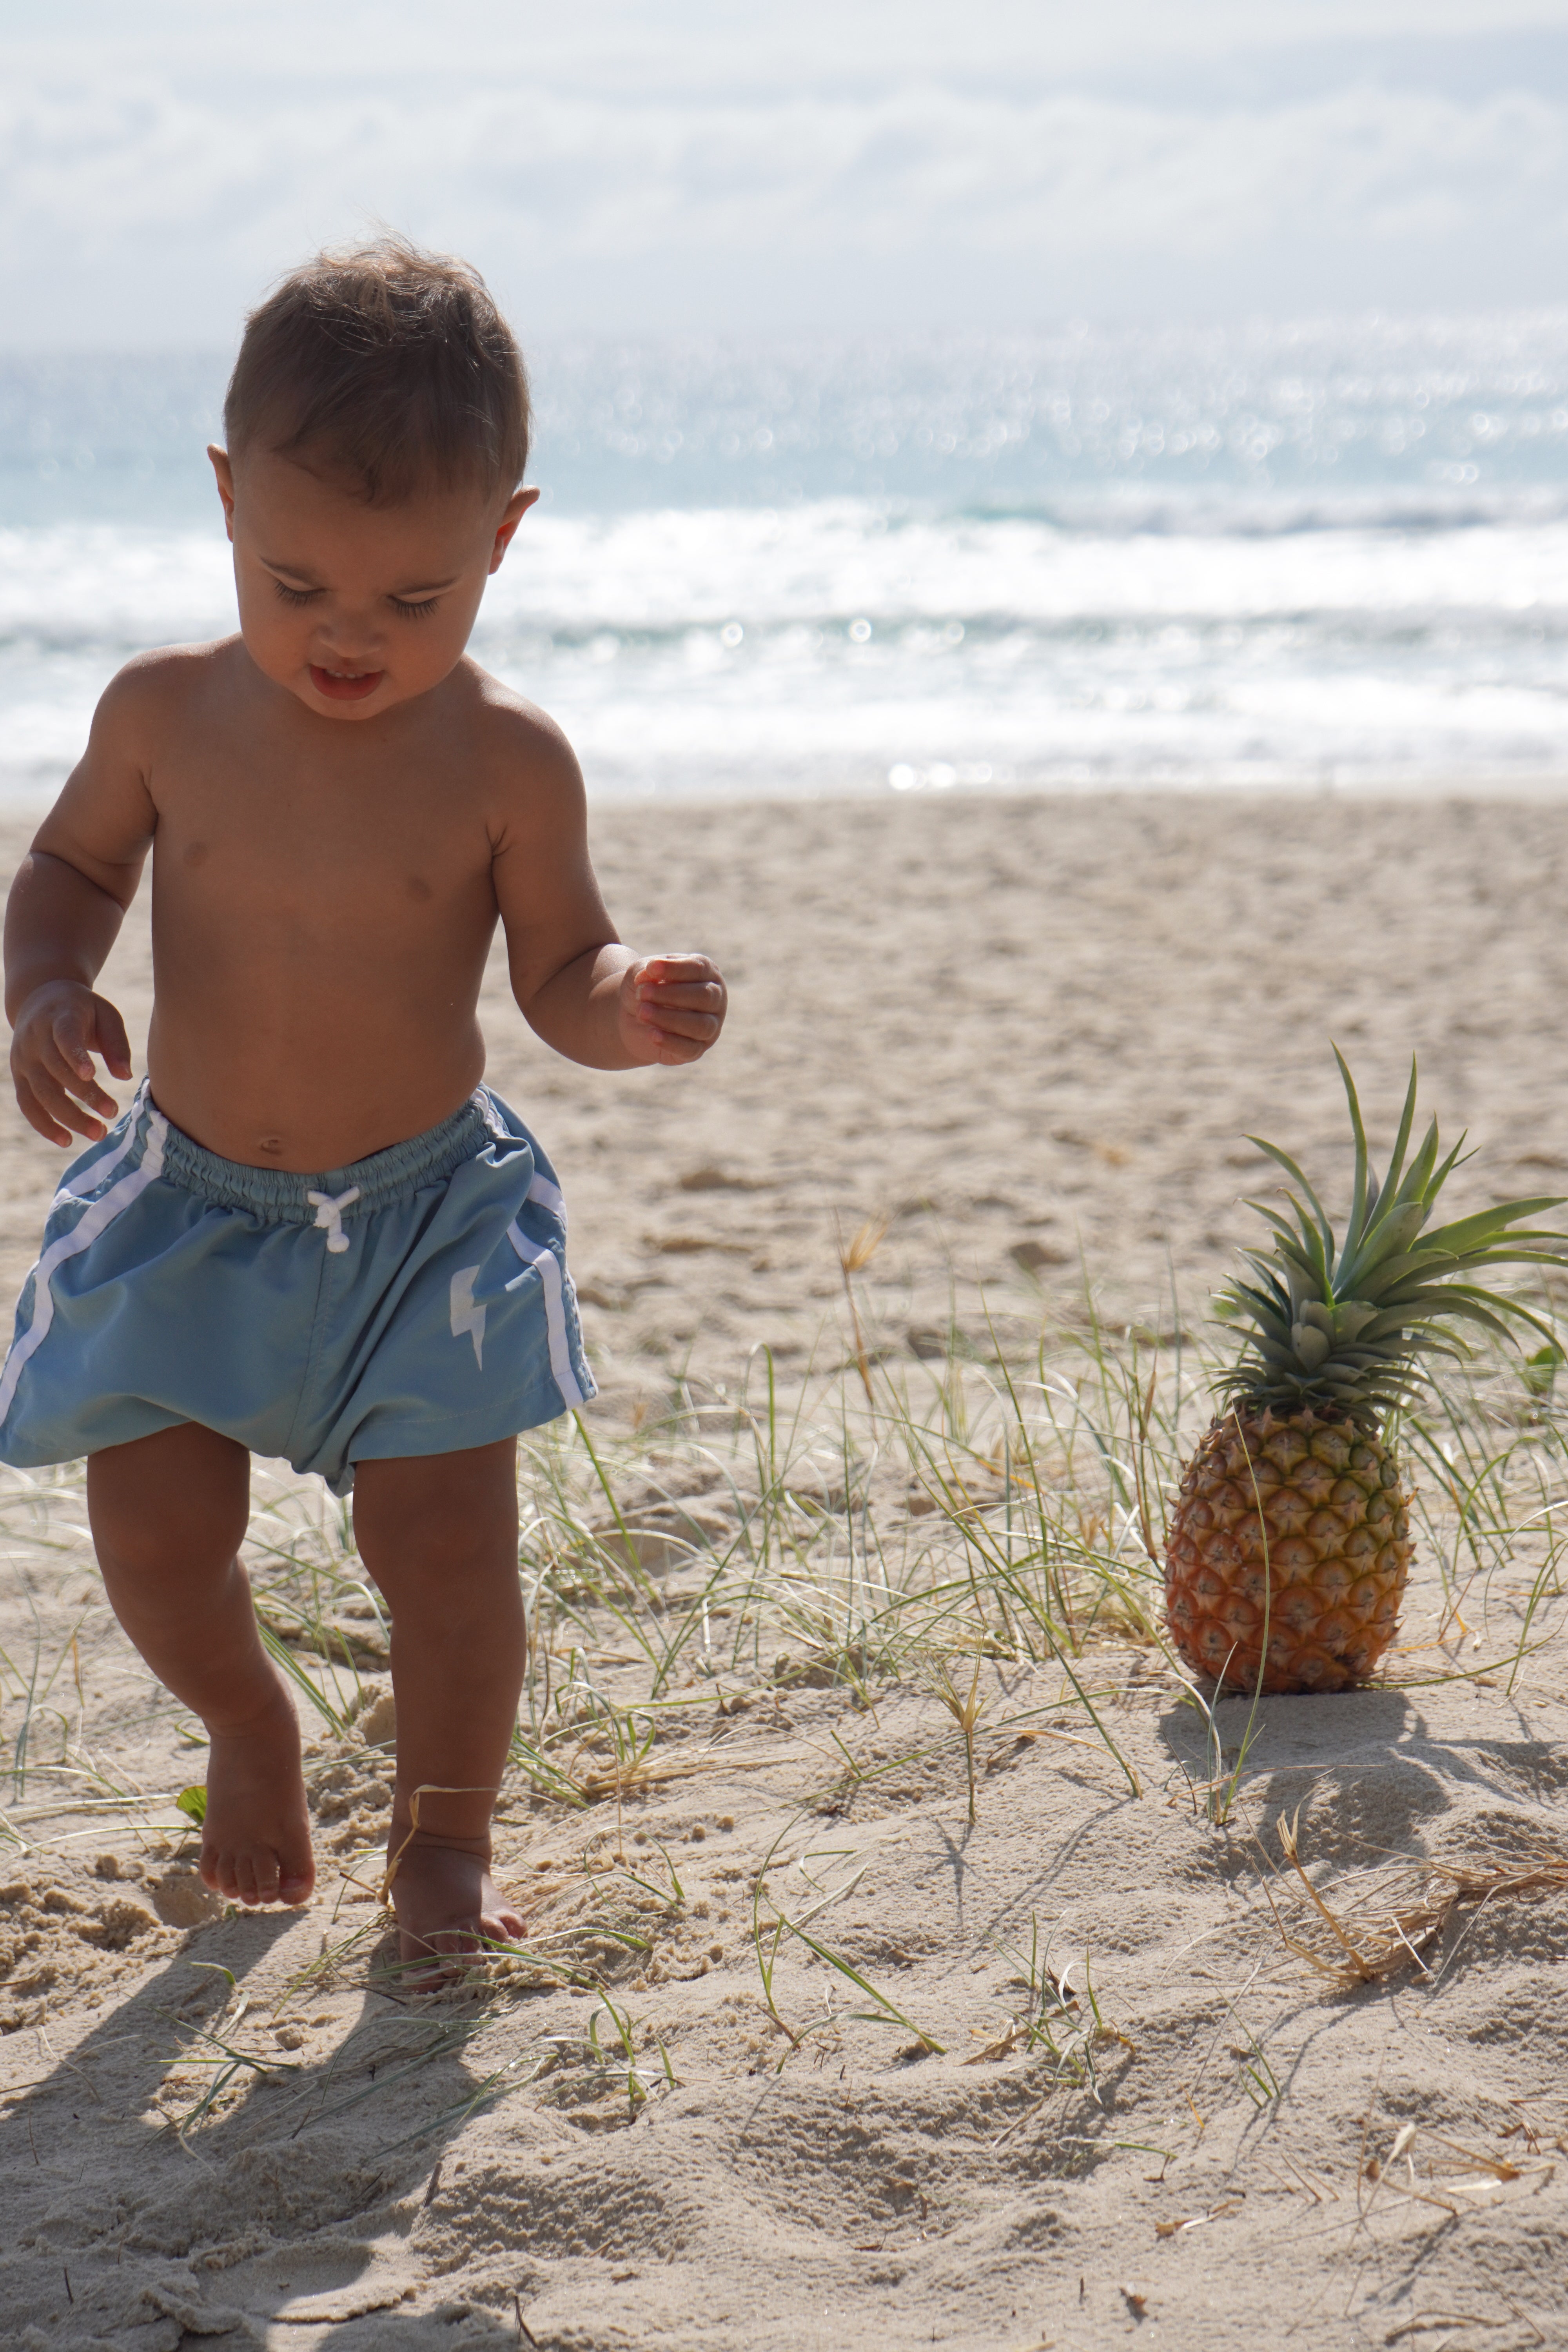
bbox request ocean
[6,312,1568,804]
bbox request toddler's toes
[399,1909,524,1985]
[202,1842,237,1900]
[389,1849,526,1983]
[398,1928,474,1989]
[242,1843,314,1906]
[198,1697,316,1908]
[200,1839,312,1908]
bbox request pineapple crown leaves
[1210,1049,1568,1427]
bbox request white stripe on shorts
[504,1221,586,1408]
[49,1079,149,1214]
[0,1108,167,1430]
[526,1169,566,1224]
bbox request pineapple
[1165,1054,1568,1695]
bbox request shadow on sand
[1155,1678,1566,1855]
[2,1896,515,2345]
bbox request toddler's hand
[619,955,726,1068]
[10,980,132,1147]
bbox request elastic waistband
[125,1085,499,1223]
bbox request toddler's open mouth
[310,664,384,703]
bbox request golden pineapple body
[1165,1410,1412,1694]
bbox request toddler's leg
[351,1437,526,1971]
[87,1423,314,1905]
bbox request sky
[4,0,1568,347]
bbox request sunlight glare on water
[5,313,1568,801]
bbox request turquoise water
[6,314,1568,800]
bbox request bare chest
[148,729,497,947]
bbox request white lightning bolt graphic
[449,1265,486,1369]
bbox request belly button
[259,1136,284,1155]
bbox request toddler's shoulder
[92,638,240,743]
[459,663,586,811]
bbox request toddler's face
[209,444,534,722]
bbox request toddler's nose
[315,639,382,673]
[315,612,382,655]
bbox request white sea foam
[6,500,1568,800]
[6,319,1568,800]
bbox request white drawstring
[307,1184,361,1253]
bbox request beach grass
[1,1255,1564,2062]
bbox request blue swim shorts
[0,1083,595,1495]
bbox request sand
[0,790,1566,2350]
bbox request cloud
[8,0,1559,92]
[3,30,1568,340]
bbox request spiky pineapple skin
[1165,1410,1412,1694]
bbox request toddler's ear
[208,446,237,541]
[490,487,540,572]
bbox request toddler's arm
[490,723,726,1072]
[4,664,157,1145]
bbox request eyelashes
[269,581,441,620]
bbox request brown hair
[223,236,530,505]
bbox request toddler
[0,239,726,1970]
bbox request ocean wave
[7,309,1568,801]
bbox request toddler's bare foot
[387,1834,524,1983]
[199,1686,315,1907]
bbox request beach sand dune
[1,793,1566,2349]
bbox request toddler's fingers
[15,1073,97,1143]
[636,955,720,984]
[42,1024,118,1118]
[89,997,133,1079]
[20,1060,111,1142]
[13,1080,75,1149]
[635,979,725,1011]
[43,1014,94,1077]
[640,1005,722,1044]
